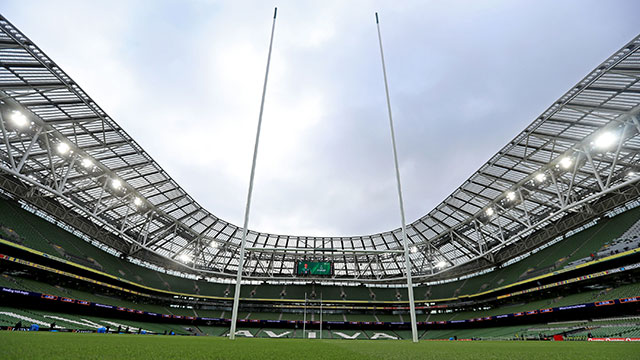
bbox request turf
[0,332,639,360]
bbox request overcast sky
[2,1,639,237]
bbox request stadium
[1,3,640,359]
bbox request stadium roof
[1,14,640,283]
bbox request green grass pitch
[1,332,639,359]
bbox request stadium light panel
[535,173,546,182]
[81,158,93,169]
[9,111,28,128]
[411,246,418,253]
[56,142,70,155]
[559,157,573,169]
[111,179,122,189]
[133,197,143,207]
[485,207,494,216]
[594,131,617,149]
[178,253,192,263]
[210,241,219,248]
[435,261,447,268]
[506,191,516,201]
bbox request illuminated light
[210,241,219,248]
[133,197,143,207]
[81,158,93,169]
[411,246,418,254]
[56,142,70,155]
[629,171,636,177]
[9,111,28,128]
[111,179,122,189]
[436,261,447,268]
[594,132,617,149]
[178,253,192,263]
[559,157,573,169]
[535,173,546,182]
[485,207,494,216]
[506,191,516,201]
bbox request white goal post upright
[229,7,278,340]
[303,292,307,338]
[375,12,419,343]
[319,292,323,339]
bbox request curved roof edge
[0,14,639,281]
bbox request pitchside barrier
[0,326,159,335]
[5,324,640,341]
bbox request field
[1,332,640,359]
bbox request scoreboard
[295,261,332,276]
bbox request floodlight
[56,142,70,155]
[81,158,94,169]
[435,261,447,268]
[111,179,122,189]
[9,111,28,128]
[535,173,546,182]
[485,207,494,216]
[133,197,143,207]
[629,171,636,177]
[178,253,192,263]
[594,131,617,149]
[559,157,573,169]
[506,191,516,201]
[411,246,418,254]
[210,241,219,248]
